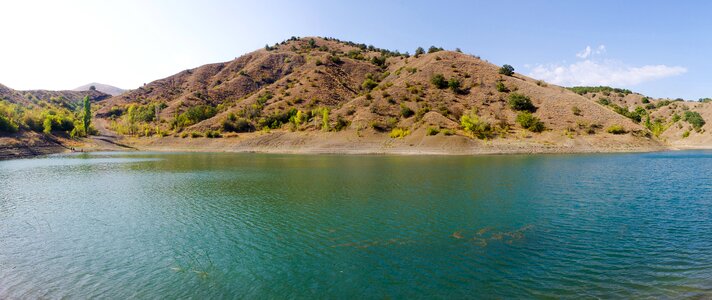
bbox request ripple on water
[0,151,711,298]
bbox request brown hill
[73,83,125,96]
[573,87,711,148]
[92,37,675,154]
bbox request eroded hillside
[91,37,675,154]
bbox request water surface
[1,151,711,298]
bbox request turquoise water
[1,151,711,298]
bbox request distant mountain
[73,83,125,96]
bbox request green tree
[414,47,425,56]
[82,96,91,136]
[508,93,536,112]
[499,64,515,76]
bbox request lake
[1,151,711,298]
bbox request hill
[570,87,712,148]
[94,37,669,154]
[4,36,710,158]
[0,84,111,158]
[73,83,125,96]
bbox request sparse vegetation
[400,104,414,118]
[508,93,536,112]
[568,86,632,96]
[498,64,514,76]
[460,109,494,139]
[606,125,627,134]
[431,74,447,89]
[427,46,443,53]
[448,78,462,93]
[515,112,545,132]
[389,128,410,138]
[683,111,705,130]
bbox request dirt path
[88,119,136,150]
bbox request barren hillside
[91,37,678,154]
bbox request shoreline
[3,130,710,160]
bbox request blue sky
[1,0,709,99]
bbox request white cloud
[576,46,592,59]
[529,45,686,86]
[575,45,606,59]
[530,60,687,86]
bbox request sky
[1,0,710,99]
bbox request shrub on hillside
[389,128,410,138]
[496,81,509,92]
[0,114,18,133]
[222,117,253,133]
[428,46,443,53]
[448,78,462,93]
[508,93,536,112]
[431,74,447,89]
[598,98,611,106]
[516,112,545,132]
[460,109,493,139]
[415,47,425,56]
[362,78,378,91]
[499,64,514,76]
[400,104,414,118]
[426,126,440,136]
[683,111,705,130]
[606,125,627,134]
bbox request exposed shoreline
[5,129,709,160]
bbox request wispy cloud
[529,45,685,86]
[576,45,606,59]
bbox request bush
[400,104,414,118]
[641,97,650,104]
[460,109,493,139]
[568,86,632,96]
[173,105,217,129]
[598,98,611,106]
[496,81,509,92]
[371,55,386,67]
[362,78,378,91]
[606,125,627,134]
[516,112,545,132]
[0,114,18,133]
[427,46,443,53]
[683,111,705,130]
[334,115,350,131]
[329,55,342,64]
[389,128,410,138]
[571,106,582,116]
[190,131,203,138]
[426,126,440,136]
[222,117,253,132]
[431,74,447,89]
[508,93,536,112]
[499,64,514,76]
[205,130,222,138]
[448,78,462,93]
[682,130,690,138]
[414,47,425,56]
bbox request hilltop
[2,37,710,158]
[73,83,125,96]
